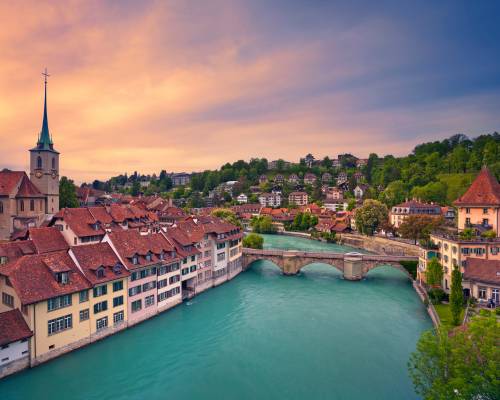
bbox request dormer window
[96,267,105,278]
[132,255,139,265]
[56,272,69,284]
[113,263,122,274]
[159,251,164,260]
[93,222,101,231]
[0,256,7,265]
[145,252,152,262]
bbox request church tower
[29,69,59,214]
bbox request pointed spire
[36,68,54,150]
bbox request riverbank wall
[339,233,421,257]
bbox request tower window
[52,157,56,169]
[0,202,3,214]
[20,200,24,212]
[30,199,35,211]
[37,156,42,169]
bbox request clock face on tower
[51,171,57,179]
[35,170,43,178]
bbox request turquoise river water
[0,234,431,400]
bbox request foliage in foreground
[450,266,464,326]
[243,233,264,249]
[354,199,388,235]
[426,258,444,288]
[408,314,499,400]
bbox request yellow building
[418,167,500,295]
[70,243,129,340]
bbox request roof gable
[454,167,500,206]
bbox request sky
[1,0,499,183]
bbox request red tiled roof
[29,227,69,254]
[107,230,177,270]
[2,251,91,305]
[55,208,106,237]
[454,167,500,206]
[0,241,36,265]
[464,258,500,285]
[0,171,24,196]
[0,309,32,346]
[15,174,44,198]
[71,242,130,285]
[88,206,114,224]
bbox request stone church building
[0,77,60,240]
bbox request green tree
[243,233,264,249]
[398,215,444,244]
[347,198,356,211]
[250,215,276,233]
[59,177,79,208]
[450,265,464,326]
[131,181,140,196]
[408,314,499,400]
[379,180,407,207]
[211,209,242,228]
[425,258,443,287]
[354,199,388,236]
[411,181,448,204]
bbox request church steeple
[36,68,55,151]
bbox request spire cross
[42,68,50,84]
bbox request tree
[59,177,79,208]
[354,199,388,236]
[131,181,140,196]
[243,233,264,249]
[425,258,443,287]
[347,198,356,211]
[250,215,276,233]
[398,215,444,244]
[408,314,499,400]
[450,265,464,326]
[211,209,241,228]
[379,180,408,207]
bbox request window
[96,267,105,278]
[465,207,470,214]
[183,258,187,264]
[478,287,487,299]
[113,280,123,292]
[169,275,180,284]
[131,271,139,281]
[145,295,155,308]
[20,200,24,212]
[93,301,108,314]
[142,281,156,292]
[48,314,72,335]
[0,202,3,214]
[30,199,35,211]
[483,208,488,214]
[132,255,139,265]
[93,285,107,297]
[145,252,152,262]
[113,311,124,325]
[37,156,42,169]
[47,294,72,311]
[113,296,123,307]
[190,265,196,273]
[52,157,56,170]
[129,285,142,296]
[482,219,489,226]
[465,217,471,226]
[96,317,108,331]
[2,293,14,308]
[182,268,189,276]
[131,300,142,313]
[158,279,168,289]
[191,255,196,262]
[217,253,225,262]
[79,309,89,322]
[217,243,226,250]
[56,272,69,284]
[79,290,89,303]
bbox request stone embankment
[339,233,421,257]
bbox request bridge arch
[296,260,344,274]
[243,257,284,272]
[362,262,412,280]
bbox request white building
[0,309,32,379]
[237,194,248,204]
[258,193,282,208]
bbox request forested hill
[95,132,499,207]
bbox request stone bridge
[242,248,417,280]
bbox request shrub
[243,233,264,249]
[428,288,446,305]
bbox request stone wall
[0,356,30,379]
[339,233,421,257]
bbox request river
[0,234,431,399]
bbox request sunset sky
[1,1,499,183]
